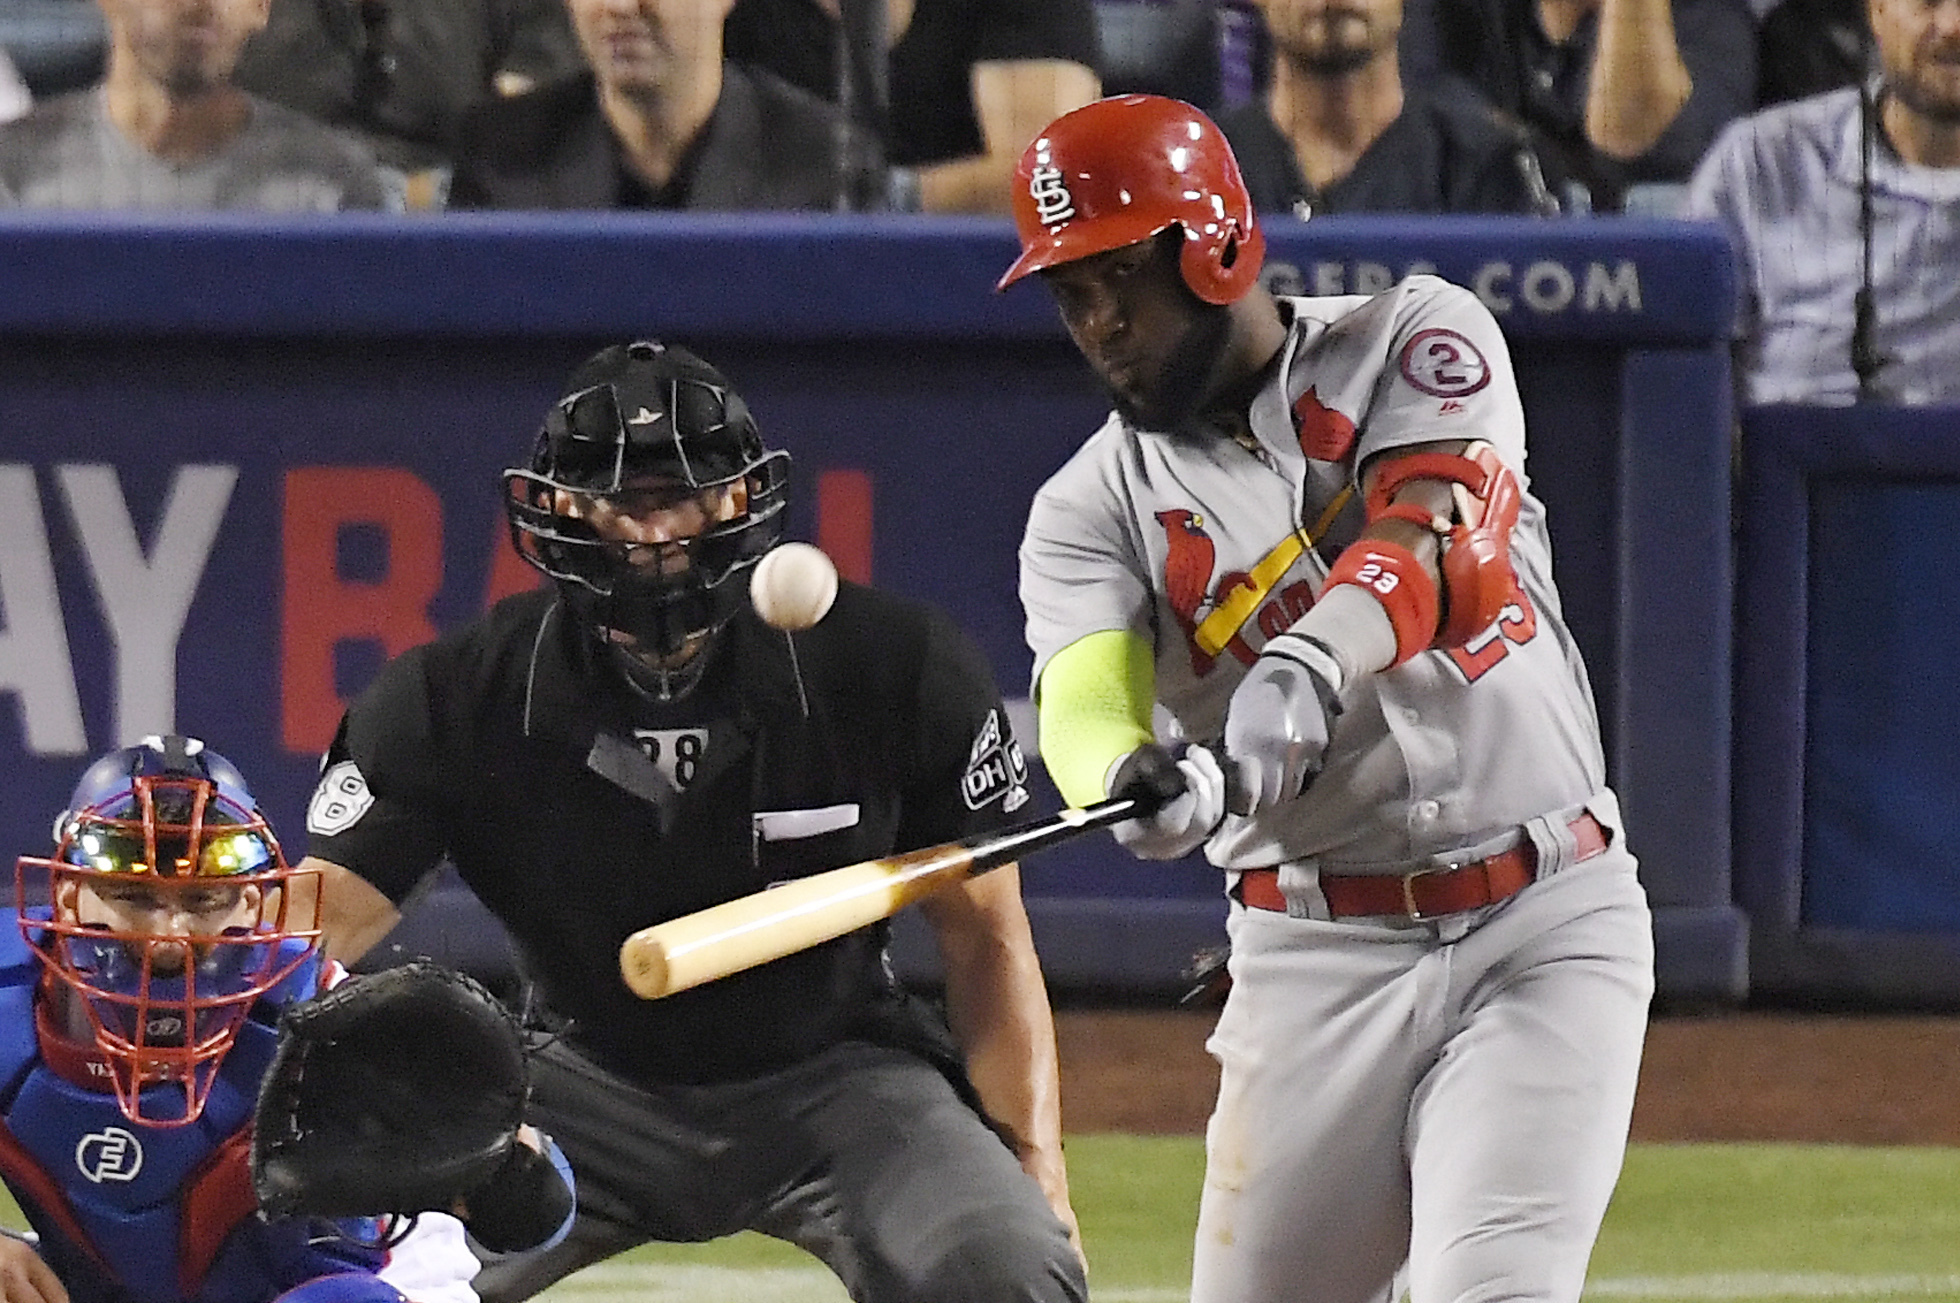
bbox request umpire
[295,340,1085,1303]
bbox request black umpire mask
[503,341,792,701]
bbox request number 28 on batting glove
[1223,632,1345,813]
[1104,742,1229,861]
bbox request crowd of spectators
[230,0,585,208]
[0,0,1948,408]
[724,0,1101,212]
[1403,0,1758,212]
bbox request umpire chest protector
[327,582,1016,1085]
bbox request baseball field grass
[532,1138,1960,1302]
[3,1135,1952,1300]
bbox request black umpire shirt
[307,583,1034,1084]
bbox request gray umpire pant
[472,1036,1086,1303]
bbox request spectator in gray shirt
[0,0,388,210]
[1683,0,1960,405]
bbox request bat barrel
[620,844,975,999]
[617,796,1147,1000]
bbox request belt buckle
[1399,858,1462,921]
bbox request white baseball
[750,542,839,631]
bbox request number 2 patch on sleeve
[1398,328,1491,398]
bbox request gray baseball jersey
[1021,276,1606,869]
[1021,273,1653,1303]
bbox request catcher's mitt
[251,959,528,1221]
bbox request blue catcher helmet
[16,735,320,1126]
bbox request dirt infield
[1055,1008,1960,1143]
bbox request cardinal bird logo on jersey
[1292,387,1357,461]
[1156,510,1258,675]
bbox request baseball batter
[1003,95,1654,1303]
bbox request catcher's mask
[504,340,792,701]
[16,735,319,1127]
[996,93,1266,306]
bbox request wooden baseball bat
[618,795,1146,1000]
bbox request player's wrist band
[1320,540,1439,666]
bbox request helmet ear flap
[1178,218,1267,305]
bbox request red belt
[1236,813,1608,921]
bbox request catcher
[0,735,573,1303]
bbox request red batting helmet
[996,94,1265,306]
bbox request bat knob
[619,935,673,1000]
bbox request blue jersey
[0,911,390,1303]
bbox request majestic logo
[76,1127,143,1184]
[961,710,1029,813]
[1399,328,1492,398]
[306,760,373,837]
[1028,165,1075,227]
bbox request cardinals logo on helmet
[1028,165,1075,227]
